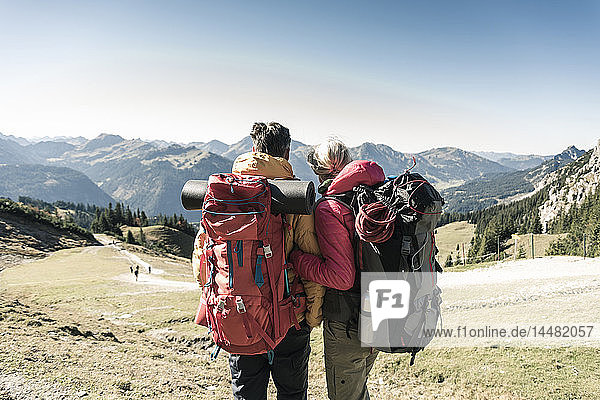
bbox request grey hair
[306,137,352,180]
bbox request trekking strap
[283,269,290,297]
[255,242,265,288]
[234,240,243,267]
[226,241,234,288]
[267,350,275,365]
[241,310,276,349]
[211,345,221,360]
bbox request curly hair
[250,122,291,158]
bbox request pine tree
[139,226,146,244]
[126,206,133,226]
[126,230,136,244]
[444,254,453,269]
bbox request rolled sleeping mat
[181,179,316,215]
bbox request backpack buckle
[236,297,246,314]
[263,244,273,258]
[217,298,226,313]
[291,295,299,307]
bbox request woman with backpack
[290,138,386,400]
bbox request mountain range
[0,132,587,216]
[442,146,586,213]
[473,151,554,170]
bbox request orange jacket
[192,152,325,327]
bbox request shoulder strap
[314,194,355,216]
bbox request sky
[0,0,599,154]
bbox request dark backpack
[319,171,443,365]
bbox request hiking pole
[181,179,316,215]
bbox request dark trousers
[229,320,311,400]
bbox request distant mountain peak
[553,145,584,162]
[80,133,125,152]
[538,144,596,230]
[95,133,124,141]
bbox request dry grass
[1,244,599,399]
[503,233,569,260]
[435,221,475,267]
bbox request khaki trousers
[323,319,379,400]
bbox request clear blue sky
[1,0,598,154]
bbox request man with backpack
[192,122,324,400]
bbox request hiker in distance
[290,138,384,400]
[192,122,324,400]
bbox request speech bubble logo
[369,279,410,331]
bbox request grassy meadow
[435,221,475,267]
[1,241,599,399]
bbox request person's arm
[290,201,355,290]
[289,213,326,327]
[291,213,321,256]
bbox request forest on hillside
[546,188,600,257]
[11,197,197,256]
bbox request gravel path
[435,256,600,347]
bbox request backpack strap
[226,240,234,288]
[314,194,354,216]
[254,244,265,288]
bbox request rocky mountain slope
[538,141,600,231]
[1,131,581,216]
[48,136,233,216]
[0,138,39,164]
[192,137,514,189]
[442,146,585,213]
[416,147,514,189]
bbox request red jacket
[290,160,385,290]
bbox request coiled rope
[355,201,396,243]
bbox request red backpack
[194,173,306,358]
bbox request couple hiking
[192,121,442,400]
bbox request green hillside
[0,164,114,206]
[0,198,97,268]
[121,225,195,259]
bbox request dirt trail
[93,234,197,292]
[435,256,600,347]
